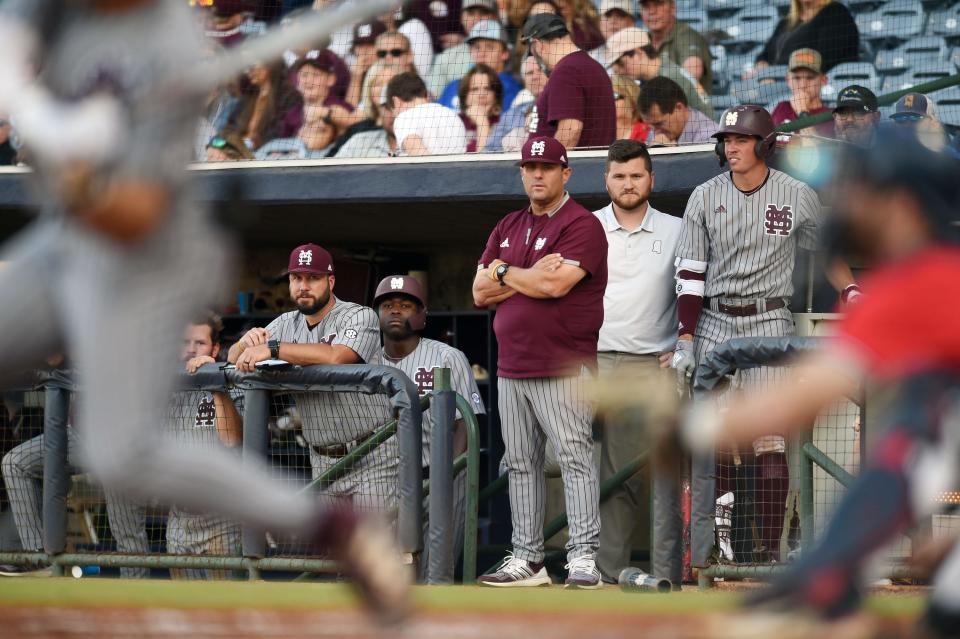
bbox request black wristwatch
[494,262,510,283]
[268,339,280,360]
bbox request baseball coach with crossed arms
[473,136,608,589]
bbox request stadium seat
[676,7,708,33]
[713,6,779,46]
[822,62,881,102]
[676,0,703,9]
[755,64,789,82]
[881,61,954,92]
[875,36,949,73]
[951,45,960,69]
[706,0,765,14]
[729,78,790,108]
[711,45,730,94]
[710,93,739,115]
[724,44,764,79]
[855,0,926,42]
[933,86,960,126]
[926,3,960,39]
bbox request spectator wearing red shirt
[770,48,834,140]
[522,13,616,149]
[678,128,960,635]
[473,136,607,590]
[280,57,363,139]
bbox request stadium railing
[0,365,481,583]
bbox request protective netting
[3,0,957,168]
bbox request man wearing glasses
[832,85,880,147]
[374,32,416,73]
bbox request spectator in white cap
[590,0,637,68]
[606,27,713,117]
[438,19,522,112]
[428,0,501,97]
[639,0,712,91]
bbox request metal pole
[455,394,482,584]
[42,384,70,577]
[427,368,455,584]
[799,426,815,552]
[802,442,854,488]
[241,389,270,575]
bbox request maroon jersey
[479,195,608,378]
[533,50,616,148]
[771,101,834,138]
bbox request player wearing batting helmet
[473,136,608,589]
[670,104,860,572]
[677,124,960,637]
[373,274,485,580]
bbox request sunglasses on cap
[377,48,408,58]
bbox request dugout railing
[0,365,482,584]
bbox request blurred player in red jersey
[677,126,960,636]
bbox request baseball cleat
[314,505,411,624]
[0,563,52,577]
[564,556,603,590]
[478,553,551,587]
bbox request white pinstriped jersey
[165,389,244,450]
[376,338,486,467]
[266,299,392,446]
[677,169,823,299]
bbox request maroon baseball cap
[286,244,334,276]
[353,20,388,47]
[516,136,569,167]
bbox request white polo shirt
[593,203,682,354]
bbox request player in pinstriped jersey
[372,275,485,579]
[670,105,860,571]
[473,137,608,589]
[229,244,397,513]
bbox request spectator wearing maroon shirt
[522,13,616,149]
[474,136,607,589]
[770,48,834,140]
[280,57,363,139]
[458,65,503,152]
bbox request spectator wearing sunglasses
[377,9,435,79]
[606,27,712,118]
[438,20,522,113]
[373,32,417,76]
[890,93,960,157]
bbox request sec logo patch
[344,328,358,339]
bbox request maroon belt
[312,431,375,459]
[706,297,787,317]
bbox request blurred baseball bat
[147,0,403,104]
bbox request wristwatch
[494,262,510,283]
[268,339,280,360]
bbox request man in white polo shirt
[592,139,682,585]
[386,71,467,156]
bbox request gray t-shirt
[677,168,822,299]
[266,299,391,446]
[376,338,485,467]
[678,109,719,144]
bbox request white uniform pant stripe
[499,375,599,563]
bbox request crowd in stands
[1,0,959,167]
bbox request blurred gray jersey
[677,169,823,299]
[1,0,204,213]
[377,338,485,467]
[266,299,391,446]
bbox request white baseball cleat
[478,552,552,587]
[564,556,603,590]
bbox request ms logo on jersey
[764,204,794,236]
[298,249,313,265]
[534,237,547,250]
[318,332,337,345]
[195,395,216,429]
[414,367,434,394]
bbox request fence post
[42,383,70,576]
[427,368,455,584]
[241,388,270,578]
[799,425,815,552]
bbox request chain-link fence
[0,365,481,582]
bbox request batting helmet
[373,275,428,331]
[712,105,777,166]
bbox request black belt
[312,431,375,459]
[705,297,787,317]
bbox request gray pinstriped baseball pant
[498,374,599,564]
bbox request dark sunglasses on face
[377,48,408,58]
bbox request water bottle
[70,565,100,579]
[618,567,671,593]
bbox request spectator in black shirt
[750,0,858,79]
